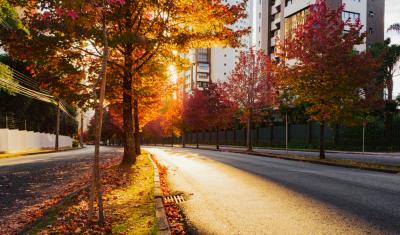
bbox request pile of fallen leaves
[151,155,186,235]
[33,164,134,234]
[0,156,121,235]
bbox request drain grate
[163,194,185,204]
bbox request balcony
[273,0,281,8]
[197,63,210,73]
[271,6,278,15]
[272,14,281,26]
[271,37,276,46]
[271,22,277,31]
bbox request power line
[0,76,74,118]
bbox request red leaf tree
[182,89,210,148]
[202,83,237,149]
[225,48,276,151]
[276,0,381,159]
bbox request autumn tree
[202,83,236,149]
[276,0,381,159]
[225,48,276,151]
[161,93,183,146]
[142,117,166,145]
[5,0,248,165]
[102,0,247,164]
[182,89,211,148]
[87,108,123,144]
[105,51,172,155]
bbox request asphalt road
[0,146,122,229]
[185,144,400,165]
[146,146,400,235]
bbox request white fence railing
[0,129,72,153]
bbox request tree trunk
[196,131,199,148]
[246,109,252,151]
[216,127,220,150]
[319,122,325,159]
[387,78,393,101]
[182,130,185,148]
[121,51,135,165]
[133,97,140,155]
[88,4,107,224]
[171,125,174,147]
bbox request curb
[148,155,171,235]
[172,144,400,156]
[180,146,400,174]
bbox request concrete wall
[0,128,72,152]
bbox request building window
[197,73,208,80]
[197,48,208,62]
[197,81,208,88]
[284,8,309,38]
[285,0,293,7]
[342,11,360,22]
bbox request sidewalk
[0,147,81,160]
[152,144,400,173]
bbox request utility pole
[80,111,84,148]
[55,100,60,150]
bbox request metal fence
[0,113,76,136]
[157,121,400,152]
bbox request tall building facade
[183,0,264,91]
[265,0,385,56]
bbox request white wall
[0,128,72,152]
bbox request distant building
[182,0,265,91]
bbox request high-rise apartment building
[182,0,384,92]
[183,0,264,91]
[265,0,385,56]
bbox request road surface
[146,146,400,235]
[184,144,400,165]
[0,146,122,230]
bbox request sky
[385,0,400,97]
